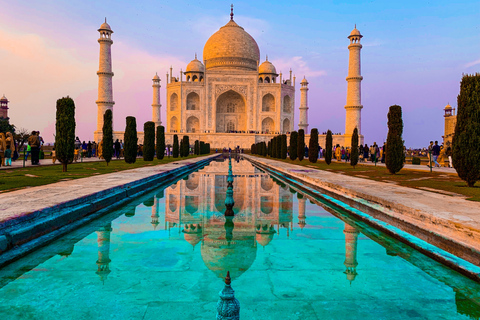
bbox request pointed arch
[262,93,275,112]
[186,92,200,110]
[170,93,178,111]
[283,95,292,113]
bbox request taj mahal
[94,6,365,148]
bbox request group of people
[0,132,17,166]
[427,140,452,168]
[26,131,44,165]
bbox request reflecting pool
[0,156,479,319]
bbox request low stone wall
[245,155,480,281]
[0,155,218,267]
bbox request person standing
[114,139,121,159]
[446,146,453,168]
[28,131,40,165]
[432,141,441,167]
[4,145,12,166]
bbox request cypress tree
[290,131,298,160]
[297,129,305,161]
[183,136,190,157]
[350,127,359,169]
[180,139,184,157]
[452,73,480,187]
[124,116,138,164]
[385,105,404,174]
[251,143,255,154]
[143,121,155,161]
[173,134,179,158]
[200,141,205,154]
[308,128,319,163]
[156,125,165,160]
[263,142,267,156]
[267,140,271,157]
[55,96,76,172]
[281,134,287,159]
[325,130,333,165]
[102,109,113,166]
[194,140,199,155]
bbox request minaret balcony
[345,76,363,81]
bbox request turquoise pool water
[0,156,479,319]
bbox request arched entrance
[215,90,246,133]
[186,116,200,133]
[187,92,199,110]
[170,93,178,111]
[170,116,179,132]
[262,117,274,133]
[262,94,275,112]
[283,95,292,113]
[283,118,291,133]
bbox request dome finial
[195,52,197,59]
[105,17,107,23]
[225,271,231,285]
[266,54,268,61]
[355,23,356,29]
[230,4,234,20]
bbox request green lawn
[0,155,206,193]
[253,156,480,201]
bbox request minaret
[344,25,363,143]
[94,19,115,142]
[152,73,162,127]
[298,77,309,133]
[151,196,160,230]
[96,223,113,283]
[0,95,9,119]
[343,223,359,283]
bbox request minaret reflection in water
[96,222,112,283]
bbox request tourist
[87,141,92,157]
[370,143,376,162]
[75,136,81,150]
[4,145,12,166]
[446,146,453,168]
[114,139,121,159]
[24,144,31,161]
[427,141,434,166]
[335,145,342,161]
[28,131,40,165]
[92,141,97,157]
[363,144,369,161]
[432,141,441,167]
[381,143,386,163]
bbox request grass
[0,155,207,193]
[253,156,480,202]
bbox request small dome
[259,59,277,75]
[350,28,361,36]
[153,73,160,80]
[255,232,274,247]
[98,19,113,32]
[445,103,452,110]
[184,232,202,247]
[0,95,7,101]
[186,58,205,73]
[300,77,308,85]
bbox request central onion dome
[203,19,260,71]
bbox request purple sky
[1,1,478,148]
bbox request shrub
[325,130,333,165]
[289,131,298,160]
[453,73,480,187]
[350,127,359,168]
[386,105,404,174]
[297,129,305,161]
[173,134,179,158]
[143,121,155,161]
[194,140,200,155]
[179,139,184,157]
[124,116,138,164]
[55,96,76,172]
[156,126,165,160]
[412,157,421,165]
[182,136,190,157]
[308,128,319,163]
[102,109,113,165]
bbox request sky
[0,0,478,148]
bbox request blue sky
[1,0,478,147]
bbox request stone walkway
[0,156,122,170]
[328,158,457,174]
[245,155,480,266]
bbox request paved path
[328,158,457,174]
[0,156,124,170]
